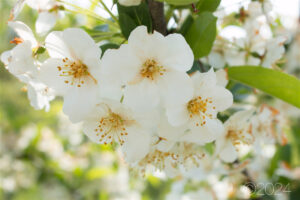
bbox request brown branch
[148,0,167,35]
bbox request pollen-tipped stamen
[140,59,166,80]
[57,57,97,87]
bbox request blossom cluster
[204,0,287,69]
[1,19,233,173]
[1,0,293,181]
[4,1,300,200]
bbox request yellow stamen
[140,59,166,80]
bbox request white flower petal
[82,119,102,144]
[62,28,100,62]
[122,127,151,163]
[166,105,189,126]
[99,83,123,102]
[27,81,54,111]
[82,47,102,77]
[36,12,57,35]
[26,0,56,10]
[8,21,37,47]
[183,119,224,145]
[62,85,99,123]
[9,0,26,20]
[156,117,186,152]
[156,140,175,152]
[159,33,194,71]
[123,80,160,112]
[158,116,186,140]
[128,26,165,61]
[225,109,254,127]
[0,50,12,66]
[45,31,72,59]
[158,70,194,106]
[100,44,140,83]
[9,41,36,75]
[216,69,228,87]
[191,69,217,91]
[39,58,69,94]
[204,86,233,111]
[208,52,226,69]
[219,142,238,163]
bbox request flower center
[187,97,215,126]
[140,59,166,80]
[226,125,254,146]
[94,112,128,145]
[138,150,179,172]
[57,57,97,87]
[138,143,205,174]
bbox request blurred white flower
[10,0,64,35]
[252,105,288,145]
[183,189,214,200]
[40,28,102,122]
[1,21,38,75]
[37,128,64,159]
[137,142,205,176]
[1,21,55,111]
[58,112,83,146]
[261,36,286,68]
[23,75,55,111]
[215,109,254,163]
[16,125,37,151]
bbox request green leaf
[157,0,198,6]
[100,43,120,58]
[185,12,217,58]
[196,0,221,13]
[117,2,152,39]
[227,66,300,108]
[179,15,194,35]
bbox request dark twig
[148,0,167,35]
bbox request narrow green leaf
[117,2,152,39]
[227,66,300,108]
[184,12,217,58]
[157,0,198,6]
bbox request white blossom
[1,21,38,76]
[251,105,288,145]
[1,21,55,111]
[215,110,254,163]
[100,25,194,112]
[82,100,155,163]
[10,0,63,35]
[261,36,286,68]
[39,28,102,122]
[19,75,55,111]
[166,69,233,145]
